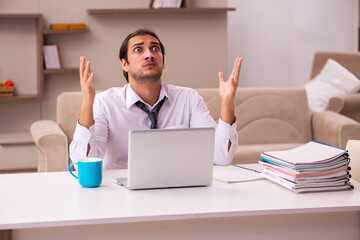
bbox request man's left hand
[218,57,242,124]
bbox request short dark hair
[119,28,165,82]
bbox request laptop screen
[124,127,215,190]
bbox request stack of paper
[259,141,353,193]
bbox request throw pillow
[305,58,360,112]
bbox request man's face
[122,34,164,83]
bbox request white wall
[228,0,359,87]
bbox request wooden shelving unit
[0,15,87,101]
[87,8,236,14]
[0,14,42,172]
[0,14,43,102]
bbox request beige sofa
[310,51,360,122]
[31,87,360,172]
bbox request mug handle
[68,162,78,179]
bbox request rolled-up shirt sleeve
[214,117,238,166]
[190,90,238,166]
[69,97,109,163]
[69,122,93,162]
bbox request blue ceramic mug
[68,158,102,188]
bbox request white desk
[0,169,360,240]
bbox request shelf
[0,95,41,102]
[43,28,89,35]
[0,13,41,19]
[44,68,78,75]
[0,131,34,146]
[87,7,236,14]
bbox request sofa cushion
[197,88,312,146]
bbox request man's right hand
[79,56,95,128]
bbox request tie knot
[135,97,166,129]
[135,101,150,114]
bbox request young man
[70,28,242,169]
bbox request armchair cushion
[57,92,82,143]
[197,87,312,145]
[311,111,360,149]
[328,94,360,122]
[305,58,360,112]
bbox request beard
[129,68,163,83]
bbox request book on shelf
[259,140,354,193]
[43,45,61,70]
[151,0,184,9]
[69,24,86,30]
[50,23,86,30]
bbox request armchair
[346,140,360,182]
[310,51,360,122]
[31,92,81,172]
[31,88,360,172]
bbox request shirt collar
[125,83,169,110]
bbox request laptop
[115,127,215,190]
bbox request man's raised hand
[79,56,95,128]
[218,57,242,124]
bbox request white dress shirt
[69,83,238,169]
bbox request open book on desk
[213,164,265,183]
